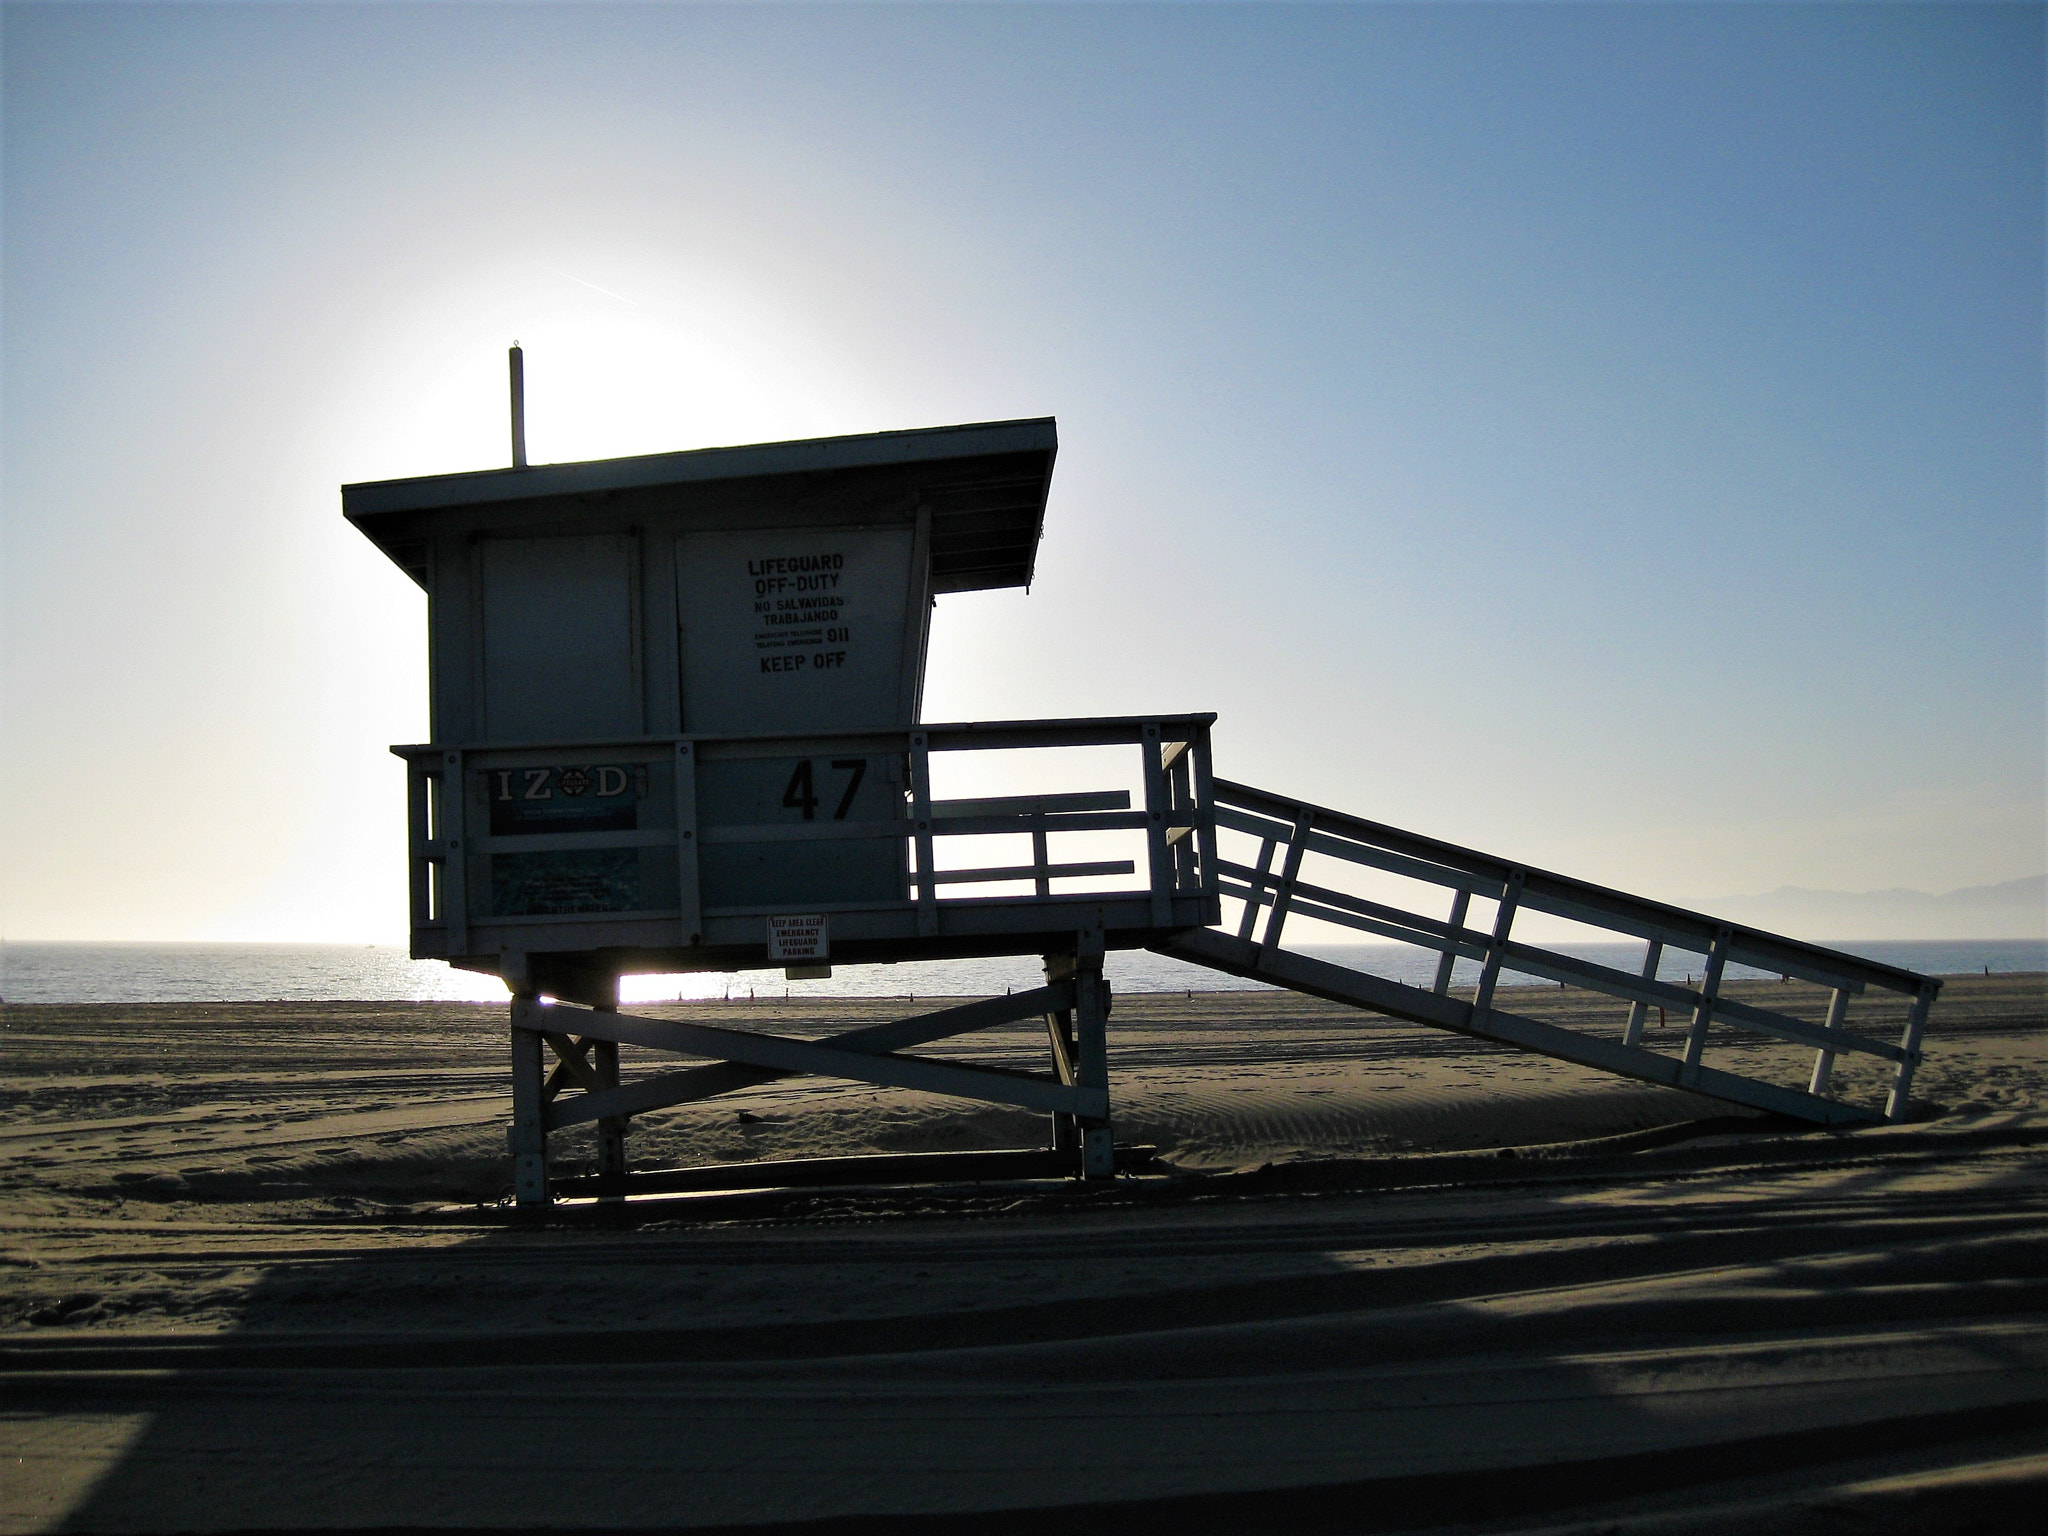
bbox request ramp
[1156,779,1940,1128]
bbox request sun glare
[335,250,889,485]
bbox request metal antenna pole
[509,343,527,468]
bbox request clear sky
[3,2,2041,942]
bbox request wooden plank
[931,860,1135,886]
[1680,929,1733,1086]
[1496,941,1905,1063]
[1044,1012,1076,1086]
[1073,919,1114,1178]
[541,1032,602,1093]
[1434,890,1471,995]
[674,738,701,946]
[1621,940,1663,1047]
[1146,724,1179,925]
[1167,745,1197,889]
[931,790,1130,817]
[910,732,937,937]
[406,761,434,935]
[1259,886,1469,956]
[897,504,932,723]
[1220,861,1463,950]
[1191,726,1221,910]
[697,820,915,846]
[1235,838,1277,942]
[1214,803,1300,844]
[1808,987,1850,1096]
[1043,959,1080,1154]
[919,712,1217,752]
[1258,808,1314,959]
[476,889,1213,961]
[440,751,469,958]
[917,809,1153,837]
[1471,872,1524,1034]
[1299,829,1503,899]
[476,828,680,854]
[1885,982,1937,1121]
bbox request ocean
[3,938,2041,1006]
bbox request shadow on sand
[18,1127,2048,1534]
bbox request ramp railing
[1157,779,1939,1126]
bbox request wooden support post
[440,750,469,959]
[1141,722,1172,928]
[1043,952,1080,1154]
[909,731,937,937]
[593,975,627,1185]
[1433,888,1472,996]
[1191,724,1220,909]
[509,1002,549,1208]
[1621,939,1665,1046]
[1167,743,1196,890]
[407,761,435,933]
[1884,981,1937,1122]
[1072,919,1114,1179]
[1681,929,1733,1087]
[1808,987,1850,1097]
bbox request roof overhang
[342,417,1056,594]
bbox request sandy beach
[3,975,2044,1532]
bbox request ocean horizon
[3,938,2042,1006]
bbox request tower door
[480,533,640,741]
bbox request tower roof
[343,417,1056,594]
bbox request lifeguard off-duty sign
[674,531,914,737]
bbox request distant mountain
[1709,875,2047,942]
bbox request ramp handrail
[1203,778,1939,1124]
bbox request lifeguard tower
[346,389,1942,1208]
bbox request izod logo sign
[494,765,631,801]
[487,763,645,837]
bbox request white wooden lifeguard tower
[345,377,1941,1208]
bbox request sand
[2,976,2044,1532]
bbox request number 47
[782,758,867,821]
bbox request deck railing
[393,714,1220,966]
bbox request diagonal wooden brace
[541,1033,603,1102]
[529,985,1097,1130]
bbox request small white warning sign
[766,913,829,963]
